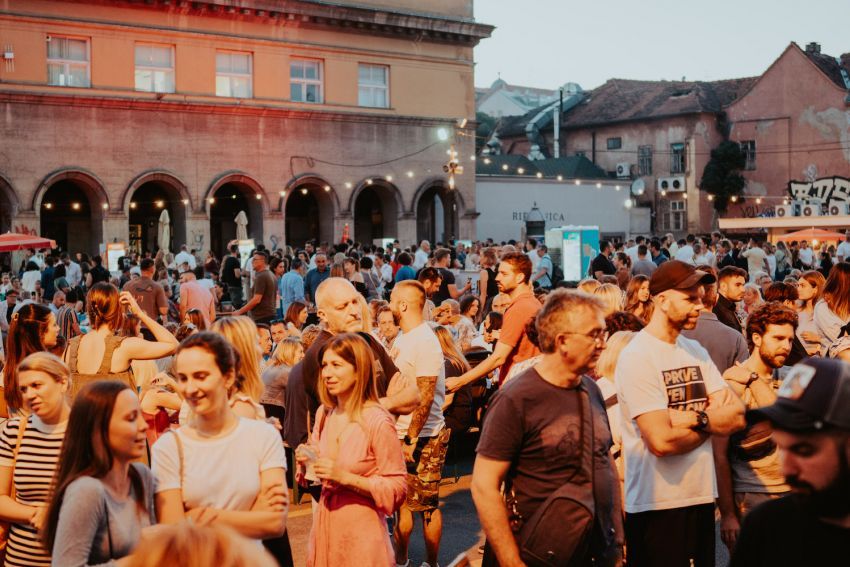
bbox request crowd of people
[0,228,847,566]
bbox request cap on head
[649,260,716,296]
[748,358,850,432]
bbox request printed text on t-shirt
[663,366,708,411]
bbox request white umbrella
[158,209,171,253]
[235,210,249,241]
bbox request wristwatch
[693,411,710,431]
[403,435,417,446]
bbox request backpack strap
[169,430,186,510]
[604,393,618,410]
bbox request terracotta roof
[497,77,757,137]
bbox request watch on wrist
[746,372,759,386]
[403,435,417,446]
[693,410,709,431]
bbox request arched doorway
[37,172,106,255]
[351,182,399,246]
[126,180,188,255]
[207,174,265,254]
[284,180,336,248]
[415,181,460,245]
[0,176,16,235]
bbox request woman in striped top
[0,352,70,567]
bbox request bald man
[283,277,420,450]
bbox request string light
[730,195,738,202]
[755,197,762,204]
[707,194,714,201]
[130,202,137,209]
[596,182,602,189]
[517,167,525,174]
[683,192,688,199]
[301,188,308,195]
[502,164,509,171]
[574,179,581,185]
[324,185,331,192]
[208,197,215,204]
[483,158,491,165]
[72,202,80,210]
[615,185,621,191]
[102,203,109,210]
[366,179,373,185]
[557,175,563,181]
[535,172,543,179]
[661,190,667,197]
[406,171,414,178]
[469,156,476,162]
[155,200,165,208]
[279,191,285,197]
[182,199,189,205]
[44,203,52,209]
[385,176,393,182]
[345,182,353,189]
[255,193,263,199]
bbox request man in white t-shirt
[741,239,770,282]
[390,280,447,567]
[525,238,541,273]
[836,231,850,263]
[413,240,431,270]
[797,240,814,269]
[174,244,197,270]
[615,260,745,567]
[674,235,696,264]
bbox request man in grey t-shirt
[233,251,277,324]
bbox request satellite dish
[631,178,646,196]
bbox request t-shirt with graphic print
[615,329,728,513]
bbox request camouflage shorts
[405,428,451,512]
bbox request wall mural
[788,176,850,203]
[12,223,38,236]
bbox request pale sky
[473,0,849,91]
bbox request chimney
[805,42,821,54]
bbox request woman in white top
[796,270,826,356]
[153,332,287,541]
[813,262,850,355]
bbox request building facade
[0,0,492,255]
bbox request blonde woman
[260,337,304,425]
[595,330,637,481]
[577,278,601,294]
[125,524,277,567]
[296,333,406,566]
[593,283,624,317]
[210,316,265,420]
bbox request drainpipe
[591,132,596,164]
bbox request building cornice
[66,0,494,46]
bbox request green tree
[475,112,498,155]
[699,141,746,213]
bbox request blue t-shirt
[395,265,416,282]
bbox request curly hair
[745,301,798,351]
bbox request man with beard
[713,302,796,552]
[616,261,746,567]
[731,357,850,566]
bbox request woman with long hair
[153,332,288,542]
[613,253,632,291]
[260,337,304,424]
[42,381,154,565]
[64,283,178,399]
[283,301,308,338]
[296,333,406,567]
[814,262,850,353]
[623,275,654,323]
[456,294,480,351]
[2,304,60,417]
[434,326,475,438]
[124,524,277,567]
[477,248,499,313]
[210,316,265,419]
[593,283,624,317]
[595,331,638,482]
[183,308,207,331]
[796,270,826,355]
[343,258,367,297]
[0,353,70,566]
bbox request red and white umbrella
[0,232,57,252]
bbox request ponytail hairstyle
[210,317,263,402]
[4,303,54,411]
[86,282,124,332]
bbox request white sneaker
[395,561,409,567]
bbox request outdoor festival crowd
[0,228,848,567]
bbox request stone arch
[206,171,268,253]
[412,177,464,245]
[34,167,108,255]
[282,174,339,247]
[123,170,192,254]
[349,178,403,244]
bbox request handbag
[0,417,29,562]
[509,383,596,567]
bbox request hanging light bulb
[366,179,373,185]
[385,176,393,182]
[279,191,285,197]
[345,182,352,189]
[661,190,667,197]
[44,202,53,210]
[755,197,762,204]
[406,171,414,178]
[255,193,262,200]
[182,199,189,205]
[707,194,714,201]
[574,179,581,185]
[483,158,491,165]
[536,172,543,179]
[71,202,80,210]
[301,188,308,195]
[130,202,137,209]
[557,175,563,181]
[156,200,165,208]
[731,195,738,203]
[517,167,525,175]
[323,185,331,192]
[501,164,509,171]
[208,197,215,204]
[102,203,109,210]
[231,194,236,200]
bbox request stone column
[185,214,211,255]
[397,214,417,247]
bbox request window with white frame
[135,44,175,93]
[358,64,389,108]
[290,59,323,103]
[670,142,686,174]
[47,36,90,88]
[740,140,756,170]
[665,200,687,231]
[216,51,252,98]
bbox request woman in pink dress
[297,333,407,567]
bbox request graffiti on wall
[12,224,38,236]
[269,235,281,251]
[788,176,850,203]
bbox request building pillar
[101,212,129,253]
[459,213,478,241]
[397,214,417,247]
[185,214,211,254]
[264,212,284,252]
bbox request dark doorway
[285,188,320,249]
[353,184,399,246]
[128,182,186,255]
[416,184,458,245]
[40,180,103,255]
[210,183,264,254]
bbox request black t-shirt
[590,254,615,277]
[221,256,241,286]
[283,330,399,448]
[731,494,850,567]
[433,267,456,305]
[90,265,110,285]
[476,369,613,523]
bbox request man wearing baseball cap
[616,260,746,566]
[730,357,850,566]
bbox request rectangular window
[638,145,653,176]
[135,43,175,93]
[47,36,90,88]
[358,64,389,108]
[607,137,622,150]
[216,51,252,98]
[289,59,323,103]
[740,140,756,170]
[670,142,686,174]
[666,200,686,231]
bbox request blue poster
[561,226,600,282]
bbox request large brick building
[0,0,492,255]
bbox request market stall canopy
[776,228,847,242]
[0,232,57,252]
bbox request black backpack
[512,383,596,566]
[550,262,564,287]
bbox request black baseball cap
[649,260,716,296]
[748,357,850,432]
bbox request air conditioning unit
[828,202,850,216]
[657,176,685,192]
[616,163,632,179]
[775,204,796,218]
[801,202,822,217]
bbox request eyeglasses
[563,329,608,344]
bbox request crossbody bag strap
[9,417,28,503]
[578,379,595,491]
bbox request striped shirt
[0,416,67,567]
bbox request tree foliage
[699,141,746,213]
